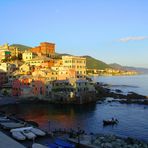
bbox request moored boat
[30,127,46,136]
[22,130,36,139]
[11,131,26,141]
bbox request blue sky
[0,0,148,68]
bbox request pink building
[32,79,46,97]
[12,76,32,96]
[12,76,46,98]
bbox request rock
[99,136,105,142]
[127,145,133,148]
[111,141,122,148]
[107,135,116,141]
[132,144,140,148]
[103,142,112,148]
[94,139,101,146]
[116,138,123,143]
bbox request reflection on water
[1,102,148,141]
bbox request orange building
[31,42,55,57]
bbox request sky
[0,0,148,68]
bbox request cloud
[119,36,148,42]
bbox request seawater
[1,75,148,141]
[92,74,148,96]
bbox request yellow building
[25,56,50,66]
[62,56,86,79]
[22,50,32,61]
[19,64,32,74]
[0,43,22,58]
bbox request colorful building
[0,70,7,87]
[22,50,32,61]
[62,56,86,79]
[0,50,11,61]
[31,42,55,57]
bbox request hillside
[10,44,31,50]
[110,63,148,74]
[9,44,111,70]
[83,56,110,70]
[55,53,110,70]
[109,63,124,70]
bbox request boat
[30,127,46,136]
[103,118,119,126]
[55,138,75,148]
[10,126,33,132]
[22,130,36,139]
[11,131,26,141]
[0,117,10,122]
[0,122,26,129]
[32,143,48,148]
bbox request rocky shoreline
[95,83,148,105]
[71,133,148,148]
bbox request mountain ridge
[10,44,31,50]
[110,63,148,74]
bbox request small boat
[32,143,48,148]
[103,118,119,126]
[22,130,36,139]
[11,131,26,141]
[30,127,46,136]
[10,126,32,132]
[0,117,10,122]
[0,122,26,129]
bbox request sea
[1,74,148,141]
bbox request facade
[51,79,96,103]
[0,63,16,73]
[32,79,46,98]
[9,46,20,57]
[22,50,32,61]
[25,56,51,66]
[0,43,22,58]
[19,64,33,74]
[12,75,33,97]
[0,43,9,50]
[31,42,55,57]
[0,70,7,87]
[32,69,58,81]
[62,56,86,79]
[0,50,11,61]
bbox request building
[0,70,7,87]
[31,42,55,57]
[0,43,9,50]
[25,56,52,67]
[51,79,96,103]
[0,50,11,61]
[9,46,20,58]
[0,43,22,59]
[62,56,86,79]
[19,64,34,74]
[22,50,32,61]
[12,75,33,97]
[0,63,16,73]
